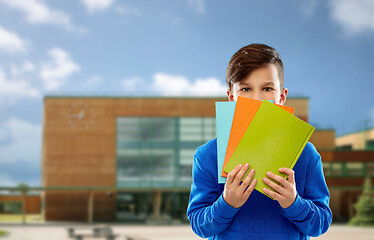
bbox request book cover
[221,96,294,178]
[215,101,236,184]
[223,100,314,197]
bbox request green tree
[349,177,374,226]
[9,183,29,195]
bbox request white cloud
[40,48,80,91]
[0,68,40,107]
[10,60,36,77]
[0,26,28,54]
[22,60,36,72]
[188,0,205,14]
[152,72,226,96]
[0,118,41,165]
[1,0,85,33]
[329,0,374,35]
[193,78,229,95]
[121,76,143,91]
[81,0,114,13]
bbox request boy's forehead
[237,77,281,87]
[235,64,282,87]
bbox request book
[215,101,236,184]
[223,100,314,197]
[221,96,294,178]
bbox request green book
[223,100,315,197]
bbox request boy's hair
[226,43,284,90]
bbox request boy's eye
[264,87,273,92]
[241,88,250,92]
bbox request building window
[323,163,331,177]
[116,117,216,188]
[346,163,364,177]
[331,163,342,176]
[366,140,374,150]
[179,149,195,181]
[180,118,216,141]
[0,202,22,214]
[323,162,371,178]
[366,163,374,177]
[336,145,352,151]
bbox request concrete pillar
[88,191,94,223]
[21,190,26,225]
[153,190,162,220]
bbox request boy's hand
[223,163,257,209]
[262,168,297,209]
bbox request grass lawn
[0,214,44,223]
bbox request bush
[0,230,9,237]
[349,177,374,226]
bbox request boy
[187,43,332,239]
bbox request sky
[0,0,374,187]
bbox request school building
[39,96,374,222]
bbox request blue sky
[0,0,373,186]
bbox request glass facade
[116,117,216,189]
[0,202,22,214]
[323,162,374,177]
[116,117,215,221]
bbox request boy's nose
[252,92,262,101]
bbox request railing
[0,186,190,225]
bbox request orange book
[221,96,294,178]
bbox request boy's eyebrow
[262,82,275,86]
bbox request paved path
[0,224,373,240]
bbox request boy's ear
[279,88,288,105]
[227,89,235,101]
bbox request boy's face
[227,64,288,105]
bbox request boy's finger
[240,168,255,192]
[227,164,242,184]
[263,187,280,201]
[279,168,295,182]
[233,163,250,186]
[262,177,286,195]
[266,171,287,187]
[243,178,257,198]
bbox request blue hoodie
[187,139,332,240]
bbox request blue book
[215,102,236,183]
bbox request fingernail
[250,169,255,174]
[245,163,249,167]
[238,164,242,167]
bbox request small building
[336,128,374,150]
[0,195,41,214]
